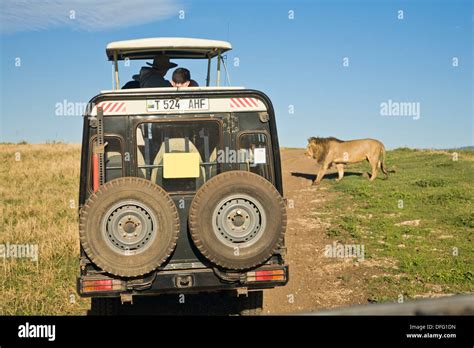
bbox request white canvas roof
[100,86,245,94]
[106,37,232,60]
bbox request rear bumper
[78,264,289,298]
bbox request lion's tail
[380,145,396,178]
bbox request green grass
[320,148,474,302]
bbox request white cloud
[0,0,182,33]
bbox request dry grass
[0,143,89,315]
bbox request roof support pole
[222,55,231,86]
[216,49,221,86]
[111,64,114,90]
[113,51,120,90]
[206,55,211,87]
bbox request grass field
[0,144,89,315]
[319,148,474,302]
[0,144,472,314]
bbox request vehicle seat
[105,151,122,181]
[151,138,206,187]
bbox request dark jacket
[138,67,171,88]
[122,80,140,89]
[121,74,140,89]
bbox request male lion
[305,137,391,185]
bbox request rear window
[238,132,273,181]
[136,120,221,192]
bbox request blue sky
[0,0,472,148]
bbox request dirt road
[263,149,374,314]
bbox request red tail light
[82,278,124,293]
[246,269,286,282]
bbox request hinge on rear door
[89,116,98,128]
[259,112,269,123]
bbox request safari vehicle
[77,38,288,315]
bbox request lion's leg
[369,159,378,181]
[313,162,330,185]
[377,159,388,179]
[363,156,371,178]
[335,164,344,182]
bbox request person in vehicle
[139,54,177,88]
[122,74,140,89]
[171,68,199,87]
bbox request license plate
[146,98,209,112]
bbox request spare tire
[189,171,286,270]
[79,177,179,277]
